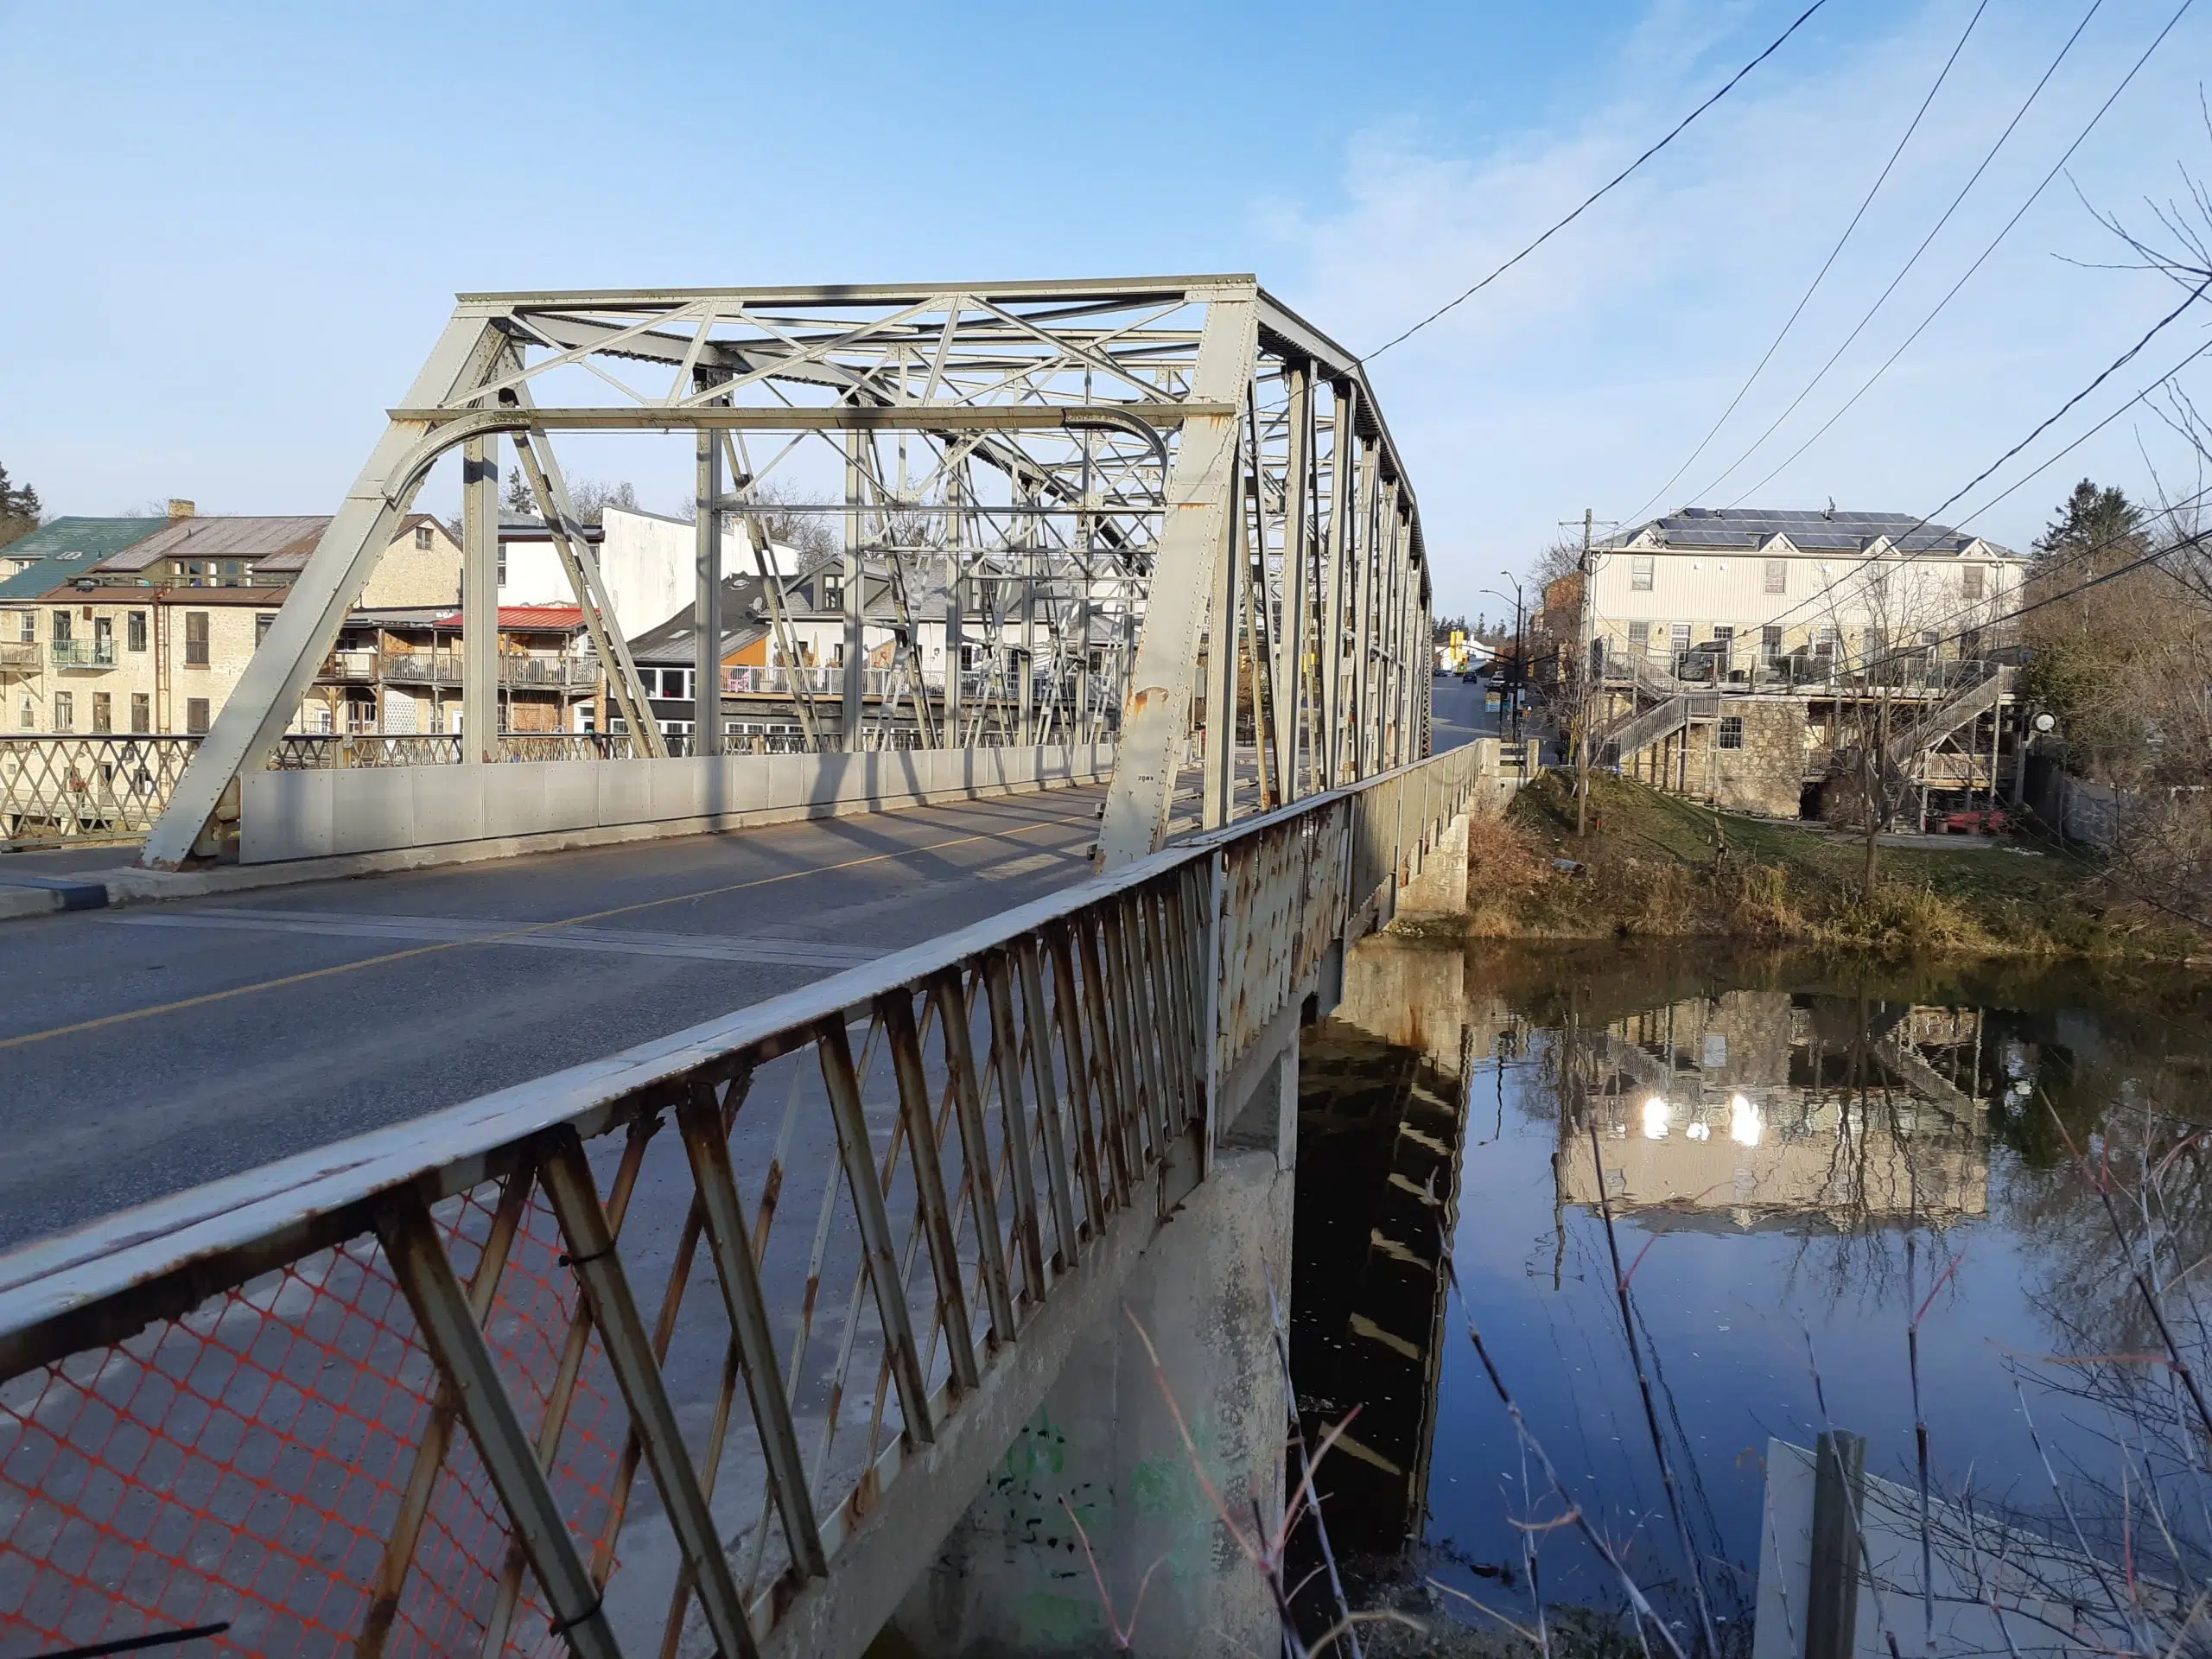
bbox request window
[185,697,210,734]
[1669,622,1691,654]
[1813,625,1837,658]
[1961,564,1985,600]
[17,697,32,730]
[829,643,844,667]
[92,692,111,732]
[53,692,73,731]
[1762,624,1783,659]
[415,524,434,550]
[820,574,845,612]
[1631,556,1655,592]
[959,644,976,671]
[1626,620,1651,654]
[256,613,276,649]
[1764,558,1787,594]
[1719,715,1744,751]
[130,693,149,734]
[185,611,209,666]
[93,616,112,659]
[496,553,507,587]
[50,609,71,645]
[127,610,147,652]
[1712,625,1734,653]
[16,613,32,644]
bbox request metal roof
[0,517,168,568]
[95,515,331,573]
[427,605,588,632]
[1605,507,2018,558]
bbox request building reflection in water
[1559,993,1997,1234]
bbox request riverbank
[1444,771,2204,960]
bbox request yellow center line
[0,811,1097,1053]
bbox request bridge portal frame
[137,277,1431,870]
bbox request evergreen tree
[2032,478,2145,578]
[0,461,41,550]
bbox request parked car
[1940,807,2009,836]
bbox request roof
[499,512,604,543]
[0,563,70,601]
[426,604,587,632]
[1604,507,2018,559]
[0,517,167,568]
[96,515,331,574]
[624,550,918,664]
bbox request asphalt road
[0,785,1106,1250]
[0,684,1495,1253]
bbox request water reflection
[1289,941,2212,1652]
[1561,994,1993,1232]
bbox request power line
[1627,0,1991,522]
[1719,0,2196,505]
[1676,273,2211,651]
[1359,1,1831,365]
[1674,0,2111,506]
[1944,335,2212,531]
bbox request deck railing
[0,740,1486,1658]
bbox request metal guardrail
[0,741,1486,1657]
[0,735,643,845]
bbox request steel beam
[461,434,500,762]
[1099,298,1255,866]
[695,391,724,755]
[142,309,510,866]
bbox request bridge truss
[141,277,1431,869]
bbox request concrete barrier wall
[238,742,1116,864]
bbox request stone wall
[1679,697,1810,817]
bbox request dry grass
[1441,772,2203,961]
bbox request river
[1289,938,2212,1654]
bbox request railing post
[375,1191,622,1659]
[538,1131,760,1659]
[1201,848,1225,1167]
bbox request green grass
[1458,771,2201,961]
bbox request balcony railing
[49,639,115,670]
[0,641,37,672]
[316,652,599,689]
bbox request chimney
[167,499,195,520]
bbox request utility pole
[1576,506,1593,836]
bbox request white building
[1586,508,2024,681]
[496,506,802,643]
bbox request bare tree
[680,477,839,564]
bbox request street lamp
[1482,574,1525,745]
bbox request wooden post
[1807,1429,1866,1659]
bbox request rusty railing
[0,741,1486,1656]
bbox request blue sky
[3,0,2208,617]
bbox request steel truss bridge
[0,276,1457,1656]
[141,276,1432,872]
[0,743,1489,1657]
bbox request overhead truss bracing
[139,277,1432,871]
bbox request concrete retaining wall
[238,742,1116,864]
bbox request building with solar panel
[1559,507,2028,823]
